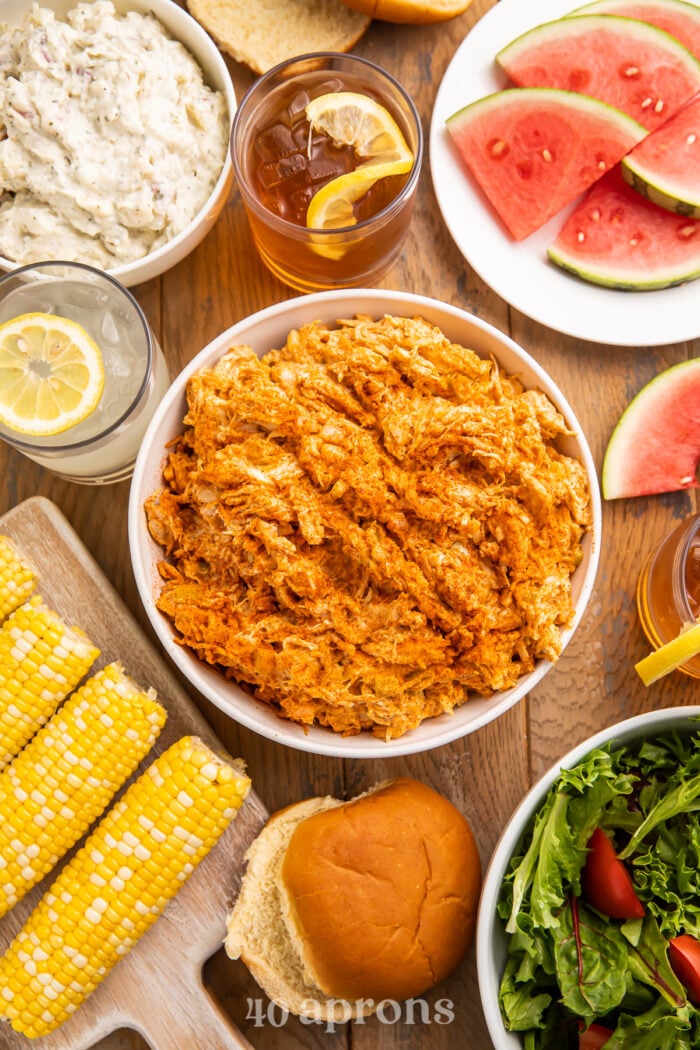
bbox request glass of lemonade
[637,514,700,678]
[231,52,423,293]
[0,261,170,485]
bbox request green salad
[498,726,700,1049]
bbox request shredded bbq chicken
[145,315,592,739]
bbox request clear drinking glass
[637,514,700,679]
[0,261,171,485]
[231,52,423,293]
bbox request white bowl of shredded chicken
[0,0,235,286]
[129,290,602,758]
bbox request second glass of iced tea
[637,514,700,678]
[231,53,423,292]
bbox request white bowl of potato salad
[0,0,235,285]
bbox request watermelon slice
[497,15,700,131]
[570,0,700,60]
[547,164,700,287]
[445,88,647,241]
[622,90,700,215]
[602,357,700,499]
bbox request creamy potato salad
[0,1,228,267]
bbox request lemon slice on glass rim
[305,91,414,231]
[635,620,700,686]
[0,312,105,437]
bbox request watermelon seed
[687,134,697,146]
[569,70,590,92]
[655,100,665,115]
[641,98,653,110]
[679,225,697,239]
[488,138,510,160]
[577,230,586,243]
[542,149,554,163]
[591,209,601,223]
[623,66,640,78]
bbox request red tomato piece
[669,934,700,1004]
[579,1021,614,1049]
[581,827,645,919]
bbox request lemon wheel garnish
[306,158,413,230]
[305,91,414,164]
[635,621,700,686]
[304,91,414,232]
[0,312,105,437]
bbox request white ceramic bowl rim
[129,289,602,758]
[0,0,236,287]
[477,705,700,1049]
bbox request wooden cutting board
[0,496,269,1050]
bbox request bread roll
[225,778,481,1019]
[185,0,371,75]
[338,0,473,23]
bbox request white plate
[430,0,700,346]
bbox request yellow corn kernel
[0,535,37,623]
[0,597,99,770]
[0,662,166,919]
[0,736,250,1038]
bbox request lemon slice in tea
[635,620,700,686]
[0,312,104,437]
[306,158,413,230]
[305,91,413,164]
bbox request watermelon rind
[602,357,700,499]
[445,88,647,241]
[497,14,700,131]
[569,0,700,60]
[547,166,700,289]
[621,92,700,216]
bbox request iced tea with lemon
[637,515,700,678]
[231,54,422,292]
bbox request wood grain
[0,0,698,1047]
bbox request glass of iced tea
[637,514,700,678]
[0,261,170,485]
[231,52,423,292]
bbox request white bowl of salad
[478,706,700,1050]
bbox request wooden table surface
[1,1,698,1047]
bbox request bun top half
[281,777,481,1003]
[338,0,473,24]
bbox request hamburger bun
[185,0,371,76]
[225,778,481,1019]
[338,0,473,23]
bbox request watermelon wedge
[497,14,700,131]
[548,164,700,287]
[622,90,700,215]
[570,0,700,60]
[445,88,647,241]
[602,357,700,499]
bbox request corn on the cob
[0,596,99,770]
[0,736,250,1038]
[0,535,37,623]
[0,661,166,919]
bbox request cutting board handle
[127,975,254,1050]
